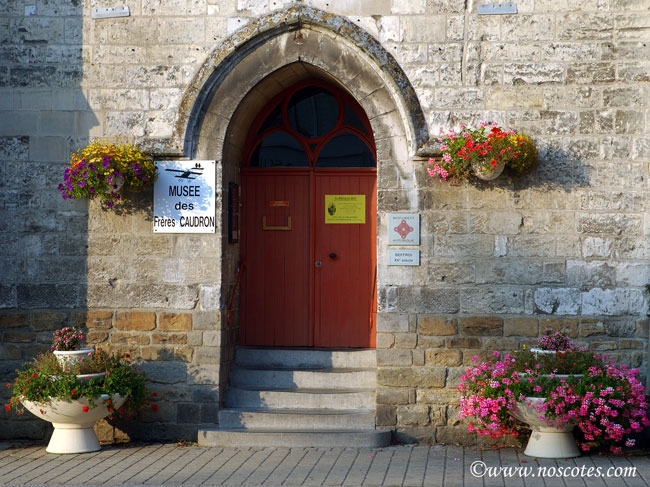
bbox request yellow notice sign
[324,195,365,224]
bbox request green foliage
[6,349,150,418]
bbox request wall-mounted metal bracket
[477,3,518,15]
[92,6,130,19]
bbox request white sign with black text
[388,249,420,266]
[153,160,216,234]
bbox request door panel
[240,172,311,346]
[314,172,377,348]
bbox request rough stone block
[2,332,35,343]
[534,288,581,315]
[504,317,538,337]
[158,313,192,332]
[31,312,67,331]
[194,347,220,364]
[394,333,417,349]
[377,367,446,388]
[376,332,395,349]
[579,318,605,337]
[0,137,29,161]
[86,331,109,344]
[377,313,410,332]
[0,344,22,360]
[397,287,460,314]
[0,313,28,329]
[376,405,397,426]
[85,311,113,330]
[17,285,77,309]
[112,332,150,345]
[377,349,412,366]
[192,311,221,331]
[202,331,220,347]
[582,237,612,258]
[377,386,409,405]
[140,362,187,384]
[447,337,481,349]
[539,318,579,338]
[397,405,430,426]
[114,312,155,331]
[582,288,628,316]
[461,288,524,314]
[430,406,447,426]
[176,402,201,423]
[425,350,462,367]
[412,349,425,366]
[459,317,503,336]
[591,341,618,351]
[418,316,456,336]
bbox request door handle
[262,216,291,231]
[328,253,337,259]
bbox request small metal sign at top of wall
[477,3,518,14]
[91,6,130,19]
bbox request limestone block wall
[1,0,649,444]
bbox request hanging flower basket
[58,141,156,208]
[427,122,538,182]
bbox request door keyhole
[329,253,337,259]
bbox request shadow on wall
[0,2,97,440]
[98,348,228,442]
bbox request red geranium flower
[82,406,89,413]
[151,404,158,412]
[4,405,10,412]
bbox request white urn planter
[22,393,126,454]
[53,348,94,368]
[511,397,580,458]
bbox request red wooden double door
[240,80,377,348]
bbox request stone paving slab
[0,443,648,487]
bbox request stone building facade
[1,0,649,444]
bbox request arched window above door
[246,80,376,169]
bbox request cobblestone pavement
[0,443,649,487]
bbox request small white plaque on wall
[388,213,420,245]
[153,160,216,234]
[388,249,420,266]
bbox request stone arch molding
[172,5,429,160]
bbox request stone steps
[230,367,377,389]
[199,429,391,448]
[197,347,389,448]
[218,408,376,430]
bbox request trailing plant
[427,121,538,182]
[5,348,151,418]
[58,141,156,208]
[51,327,85,352]
[457,332,650,453]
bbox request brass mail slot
[262,216,292,231]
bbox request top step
[235,348,376,369]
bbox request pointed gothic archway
[176,7,429,354]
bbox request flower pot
[22,394,126,454]
[511,397,580,458]
[53,348,94,368]
[472,161,504,181]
